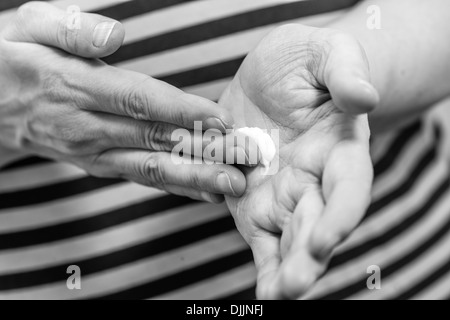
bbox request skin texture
[331,0,450,133]
[220,24,376,299]
[0,2,253,202]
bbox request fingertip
[334,79,380,115]
[202,192,224,204]
[205,110,235,133]
[309,226,338,261]
[203,100,235,132]
[256,273,282,300]
[181,94,235,132]
[227,169,247,197]
[91,19,125,58]
[100,21,125,57]
[279,263,314,300]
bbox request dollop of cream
[236,127,276,173]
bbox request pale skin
[220,0,450,299]
[2,0,450,300]
[0,2,259,203]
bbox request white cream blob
[236,127,276,173]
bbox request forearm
[329,0,450,131]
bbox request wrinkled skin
[219,25,375,299]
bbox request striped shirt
[1,0,450,300]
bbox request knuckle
[255,284,268,300]
[42,73,69,103]
[173,93,193,126]
[122,79,152,120]
[84,164,114,179]
[59,131,96,155]
[144,122,172,151]
[280,266,312,299]
[189,171,203,190]
[317,230,345,254]
[141,154,166,186]
[16,2,42,20]
[56,14,79,54]
[333,229,349,246]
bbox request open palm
[219,25,378,299]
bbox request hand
[219,24,378,299]
[0,2,250,202]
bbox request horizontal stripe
[0,176,123,210]
[0,0,131,30]
[394,256,450,300]
[0,195,196,250]
[0,202,229,275]
[0,183,164,233]
[0,0,50,12]
[0,162,86,193]
[220,285,257,300]
[105,0,360,64]
[160,57,245,89]
[305,169,450,299]
[370,132,398,165]
[118,0,309,45]
[0,213,233,290]
[154,263,256,300]
[0,157,50,172]
[413,269,450,300]
[0,202,228,273]
[316,178,450,300]
[373,121,422,178]
[93,0,196,21]
[351,211,450,300]
[118,11,344,77]
[52,0,131,11]
[94,249,253,300]
[0,231,247,299]
[331,173,448,270]
[365,129,439,220]
[335,151,448,256]
[371,122,431,201]
[184,78,232,101]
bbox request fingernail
[200,192,214,203]
[205,117,229,134]
[215,172,236,196]
[93,21,117,48]
[201,192,224,204]
[359,80,380,104]
[313,244,334,262]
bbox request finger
[194,129,262,166]
[275,189,326,299]
[93,149,247,197]
[3,1,125,58]
[321,33,380,114]
[82,67,235,132]
[94,114,260,166]
[310,141,373,261]
[163,185,224,204]
[250,233,283,300]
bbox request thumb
[321,33,380,115]
[3,1,125,58]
